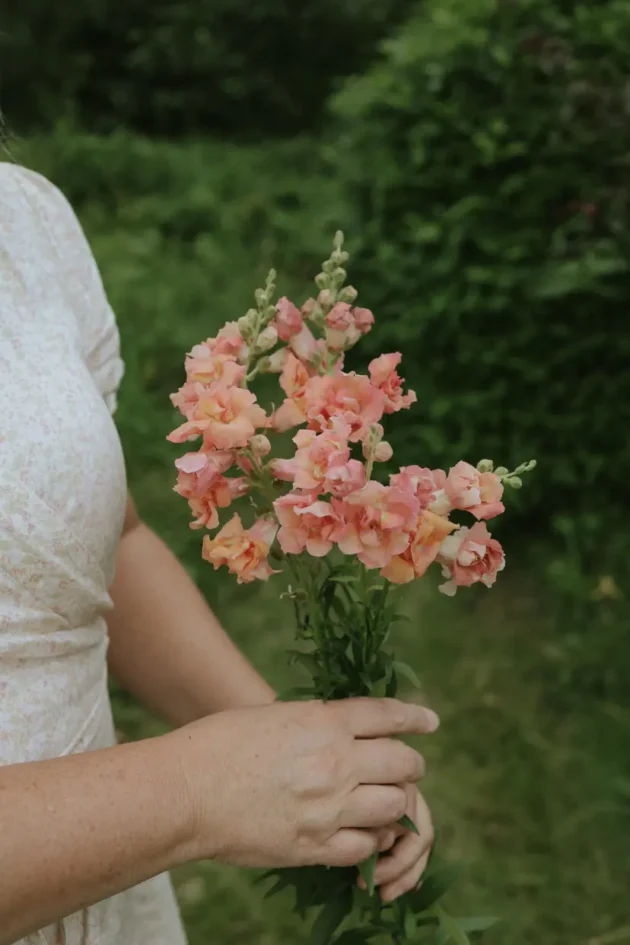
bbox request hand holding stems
[173,697,438,870]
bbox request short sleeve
[10,166,125,414]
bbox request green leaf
[385,668,398,698]
[410,865,463,911]
[310,889,353,945]
[358,851,378,896]
[398,813,420,835]
[434,906,473,945]
[393,660,423,689]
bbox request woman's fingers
[332,698,440,739]
[353,738,425,784]
[376,827,398,853]
[322,828,379,868]
[338,784,408,830]
[380,846,432,903]
[373,826,432,886]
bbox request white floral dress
[0,164,187,945]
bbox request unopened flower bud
[368,422,384,444]
[338,285,358,304]
[301,298,317,319]
[494,466,508,477]
[476,459,494,473]
[506,475,523,489]
[315,272,330,290]
[318,289,335,308]
[250,434,271,458]
[373,441,393,463]
[332,267,347,283]
[237,310,257,339]
[265,348,288,373]
[255,325,278,353]
[362,423,385,458]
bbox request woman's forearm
[107,515,275,727]
[0,735,192,944]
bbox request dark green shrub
[1,0,408,135]
[331,0,630,526]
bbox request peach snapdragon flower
[167,385,268,450]
[271,353,313,432]
[445,461,505,520]
[332,481,419,569]
[202,514,278,583]
[381,511,459,584]
[174,449,235,493]
[390,466,449,513]
[184,351,246,388]
[274,492,343,557]
[273,297,303,341]
[174,451,247,529]
[170,380,207,420]
[437,522,505,595]
[368,353,417,414]
[271,418,365,497]
[324,303,375,351]
[304,372,385,443]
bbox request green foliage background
[2,0,630,942]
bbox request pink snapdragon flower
[274,492,343,557]
[304,372,385,442]
[273,297,303,341]
[174,450,235,495]
[187,476,250,530]
[332,481,419,569]
[202,514,278,583]
[390,466,448,513]
[167,385,268,450]
[188,323,248,364]
[271,353,312,432]
[381,511,459,584]
[184,351,246,389]
[271,418,364,497]
[174,451,247,530]
[170,380,207,420]
[324,303,375,351]
[289,322,319,362]
[368,353,417,414]
[437,522,505,595]
[445,461,505,520]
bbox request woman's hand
[170,697,439,869]
[360,785,434,902]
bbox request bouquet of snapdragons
[168,233,534,944]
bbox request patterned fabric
[0,164,187,945]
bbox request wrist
[160,721,225,864]
[148,729,209,866]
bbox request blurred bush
[1,0,409,135]
[331,0,630,531]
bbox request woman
[0,163,437,945]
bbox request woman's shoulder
[0,162,82,242]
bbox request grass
[10,133,630,944]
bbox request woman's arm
[0,699,436,943]
[0,735,192,944]
[107,497,275,726]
